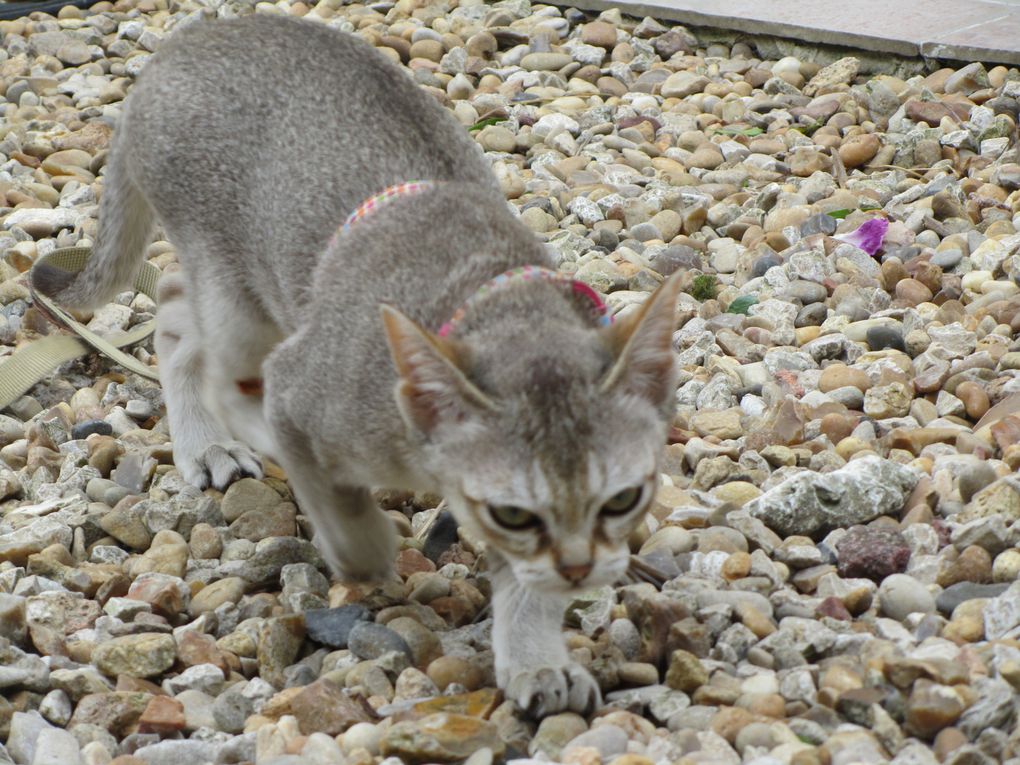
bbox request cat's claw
[178,442,264,490]
[506,662,601,718]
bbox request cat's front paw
[177,441,264,490]
[505,662,601,718]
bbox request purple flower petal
[833,217,889,257]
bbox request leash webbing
[0,246,162,409]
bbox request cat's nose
[558,562,593,584]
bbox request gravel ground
[2,0,1020,764]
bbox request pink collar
[438,264,612,337]
[332,183,612,337]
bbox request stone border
[547,0,1020,66]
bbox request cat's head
[382,273,681,594]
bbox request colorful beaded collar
[334,182,613,337]
[438,264,612,337]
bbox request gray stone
[220,478,284,523]
[747,455,918,538]
[29,728,82,765]
[878,573,936,621]
[162,664,224,696]
[800,213,838,236]
[950,514,1010,556]
[958,463,999,504]
[38,690,72,727]
[564,724,628,759]
[0,594,27,645]
[6,712,53,765]
[212,686,255,734]
[937,582,1011,615]
[0,518,73,565]
[131,740,218,765]
[304,605,371,648]
[348,622,413,662]
[230,537,322,588]
[958,678,1017,738]
[984,581,1020,640]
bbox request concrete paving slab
[924,15,1020,66]
[550,0,1020,65]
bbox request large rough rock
[746,456,918,538]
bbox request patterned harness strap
[329,181,436,247]
[331,182,613,338]
[438,264,612,337]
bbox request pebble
[380,713,505,760]
[91,634,177,678]
[879,574,937,620]
[348,622,413,662]
[836,526,911,581]
[304,605,370,648]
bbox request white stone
[31,727,82,765]
[1,207,79,233]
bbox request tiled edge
[551,0,1020,65]
[551,0,923,56]
[923,41,1020,66]
[922,14,1020,65]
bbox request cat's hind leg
[155,272,264,489]
[270,450,397,581]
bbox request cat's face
[436,384,667,593]
[383,273,681,592]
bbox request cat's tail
[32,138,154,310]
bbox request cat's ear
[599,271,682,411]
[380,305,495,435]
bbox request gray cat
[34,15,681,717]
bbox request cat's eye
[601,487,644,516]
[488,504,542,530]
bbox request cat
[33,14,682,717]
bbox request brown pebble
[906,680,965,738]
[137,695,185,735]
[580,20,617,48]
[426,655,483,692]
[937,545,992,587]
[721,551,751,580]
[910,260,944,293]
[610,757,655,765]
[790,750,825,765]
[816,596,852,621]
[395,548,435,578]
[819,364,871,393]
[838,133,881,168]
[378,36,410,63]
[820,413,855,442]
[955,381,990,420]
[617,661,659,687]
[409,39,444,63]
[665,649,708,693]
[881,259,907,289]
[740,692,786,718]
[736,603,777,638]
[895,278,933,306]
[943,613,984,643]
[711,707,759,743]
[933,727,968,760]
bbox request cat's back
[121,14,500,297]
[130,14,480,164]
[146,15,402,97]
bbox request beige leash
[0,246,162,409]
